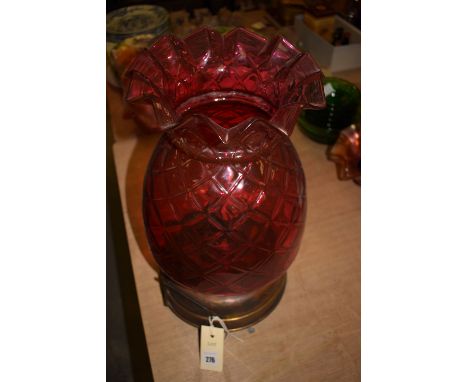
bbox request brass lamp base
[159,274,287,331]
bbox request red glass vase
[124,28,325,329]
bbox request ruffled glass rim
[124,27,326,136]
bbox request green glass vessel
[298,77,360,144]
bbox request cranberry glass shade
[125,28,325,296]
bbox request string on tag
[157,277,247,343]
[208,316,244,343]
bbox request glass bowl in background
[298,76,360,144]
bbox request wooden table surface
[108,70,360,381]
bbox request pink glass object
[124,28,325,295]
[327,123,361,185]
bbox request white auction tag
[200,325,224,372]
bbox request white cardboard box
[294,14,361,72]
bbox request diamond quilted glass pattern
[124,27,325,135]
[144,120,307,295]
[130,28,325,296]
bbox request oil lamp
[124,27,325,329]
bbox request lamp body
[125,28,325,328]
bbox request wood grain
[109,78,360,381]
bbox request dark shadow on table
[107,106,154,382]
